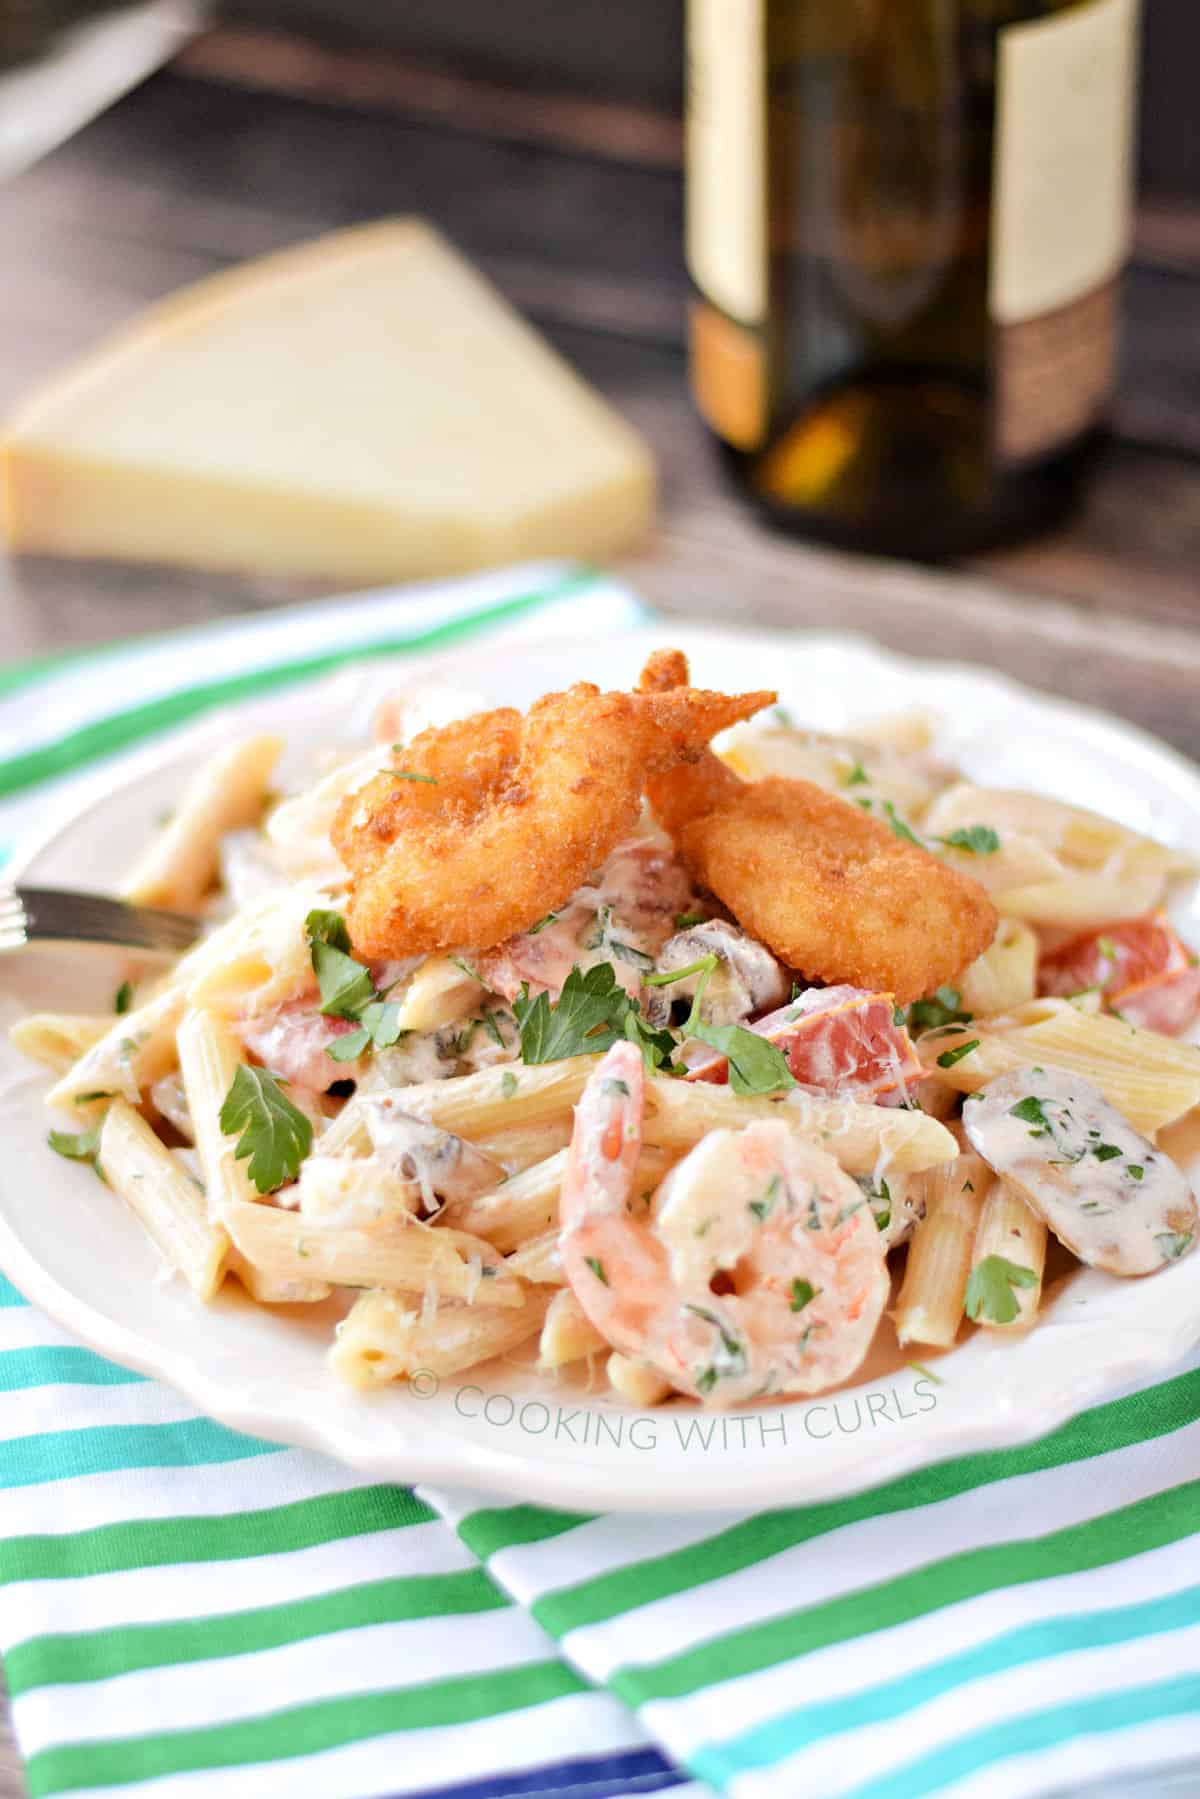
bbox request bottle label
[990,0,1139,463]
[685,0,767,447]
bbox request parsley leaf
[1092,1142,1122,1162]
[937,1038,979,1068]
[48,1122,102,1163]
[306,911,375,1021]
[937,825,1001,856]
[882,801,922,846]
[674,911,707,930]
[789,1278,818,1312]
[1009,1095,1052,1137]
[1156,1231,1193,1261]
[584,1256,609,1285]
[842,760,870,787]
[514,963,630,1063]
[907,985,970,1032]
[679,960,795,1097]
[114,981,133,1015]
[964,1255,1037,1324]
[219,1065,312,1194]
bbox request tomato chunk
[686,984,922,1100]
[1039,913,1200,1037]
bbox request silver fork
[0,885,201,955]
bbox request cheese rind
[1,220,655,580]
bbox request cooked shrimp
[560,1042,889,1405]
[637,650,996,1003]
[333,678,772,959]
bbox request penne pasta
[331,1286,551,1386]
[538,1288,608,1368]
[893,1152,993,1348]
[47,987,185,1113]
[97,1100,229,1298]
[919,998,1200,1135]
[393,1057,601,1138]
[504,1228,562,1286]
[122,735,283,910]
[393,955,482,1033]
[444,1144,676,1255]
[225,1200,522,1306]
[9,1012,110,1075]
[177,1008,260,1222]
[226,1247,331,1305]
[956,919,1037,1016]
[970,1178,1047,1330]
[607,1352,673,1407]
[641,1077,958,1174]
[994,871,1166,930]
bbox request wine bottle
[685,0,1140,557]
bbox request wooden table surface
[0,27,1199,1798]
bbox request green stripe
[0,1347,144,1391]
[0,1486,434,1585]
[457,1504,594,1561]
[0,1418,278,1489]
[25,1659,586,1794]
[6,1567,508,1692]
[613,1477,1200,1707]
[844,1671,1200,1799]
[529,1364,1200,1638]
[0,573,596,800]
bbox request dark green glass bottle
[686,0,1139,557]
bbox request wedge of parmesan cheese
[1,219,654,581]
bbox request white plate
[2,623,1199,1514]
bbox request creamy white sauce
[359,1099,501,1210]
[963,1066,1197,1276]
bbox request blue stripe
[0,1346,145,1391]
[392,1747,684,1799]
[836,1671,1200,1799]
[0,1278,29,1309]
[0,1418,278,1489]
[692,1580,1200,1784]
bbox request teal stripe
[693,1580,1200,1783]
[0,1278,29,1309]
[0,1346,144,1391]
[0,571,599,799]
[839,1671,1200,1799]
[0,1418,277,1489]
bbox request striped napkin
[0,560,1198,1799]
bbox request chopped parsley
[1097,937,1117,960]
[386,769,438,783]
[882,801,922,846]
[305,909,406,1059]
[527,911,559,935]
[842,760,870,787]
[789,1278,818,1313]
[1128,1164,1145,1181]
[964,1255,1037,1325]
[480,1009,507,1048]
[601,1077,631,1098]
[48,1121,102,1164]
[936,825,1001,856]
[584,1256,609,1286]
[749,1173,781,1222]
[114,981,133,1015]
[1009,1095,1052,1138]
[500,1071,519,1100]
[219,1065,312,1194]
[1092,1143,1122,1163]
[1156,1231,1193,1261]
[937,1039,980,1068]
[674,911,707,930]
[906,986,971,1032]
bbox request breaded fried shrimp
[638,651,997,1002]
[682,777,997,1004]
[333,678,772,958]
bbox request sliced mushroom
[655,919,789,1026]
[961,1066,1196,1276]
